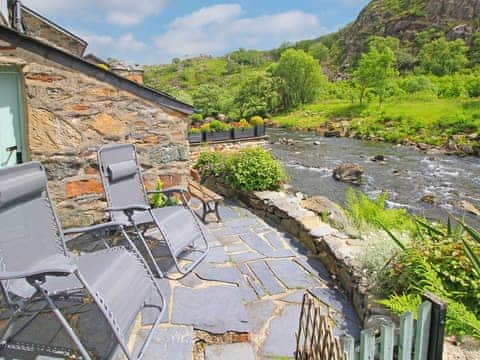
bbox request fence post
[422,293,447,360]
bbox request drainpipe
[13,0,24,32]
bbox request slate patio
[0,201,361,360]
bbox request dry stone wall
[1,49,190,229]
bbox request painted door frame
[0,66,28,166]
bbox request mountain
[332,0,480,69]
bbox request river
[268,128,480,228]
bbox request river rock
[371,155,386,162]
[460,200,480,216]
[313,141,321,145]
[324,130,341,138]
[301,196,350,230]
[333,163,364,185]
[421,194,438,205]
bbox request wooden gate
[296,292,447,360]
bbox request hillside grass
[272,98,480,146]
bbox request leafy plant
[151,179,181,208]
[249,115,264,126]
[225,148,288,192]
[193,151,226,179]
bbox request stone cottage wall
[3,48,190,229]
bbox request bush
[233,119,252,129]
[467,75,480,98]
[190,113,203,124]
[206,120,231,132]
[194,148,287,192]
[249,116,264,126]
[225,148,288,192]
[189,127,201,134]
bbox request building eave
[0,25,194,115]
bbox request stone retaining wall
[205,178,376,325]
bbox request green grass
[272,98,480,147]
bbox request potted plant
[232,119,255,139]
[249,116,265,137]
[188,127,203,143]
[204,120,232,142]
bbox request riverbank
[270,98,480,157]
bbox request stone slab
[279,290,305,304]
[225,242,250,254]
[205,343,256,360]
[310,225,336,238]
[184,246,229,264]
[263,231,286,249]
[249,261,285,295]
[238,276,259,302]
[261,304,301,358]
[308,288,360,324]
[179,272,203,288]
[267,259,320,289]
[295,256,332,284]
[230,251,265,264]
[240,233,274,255]
[265,248,296,258]
[195,263,242,285]
[171,286,250,334]
[134,325,193,360]
[245,299,276,335]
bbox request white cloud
[23,0,167,26]
[80,32,147,60]
[155,4,327,60]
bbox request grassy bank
[272,98,480,148]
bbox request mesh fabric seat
[97,144,209,279]
[0,162,165,360]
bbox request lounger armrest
[148,186,188,196]
[63,221,128,235]
[0,262,77,280]
[105,205,151,213]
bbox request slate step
[134,325,193,360]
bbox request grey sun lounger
[0,162,165,360]
[97,143,209,279]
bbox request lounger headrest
[0,172,46,208]
[107,160,137,182]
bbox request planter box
[188,132,203,143]
[255,125,266,137]
[233,127,255,139]
[204,130,232,142]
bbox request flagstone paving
[140,201,361,359]
[0,201,361,360]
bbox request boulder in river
[313,141,321,145]
[302,196,350,230]
[371,155,386,162]
[460,200,480,216]
[324,130,341,138]
[421,194,438,205]
[333,163,364,185]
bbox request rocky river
[268,128,480,228]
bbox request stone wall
[22,9,86,56]
[1,49,190,229]
[190,138,269,163]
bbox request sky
[22,0,369,65]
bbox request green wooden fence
[296,293,447,360]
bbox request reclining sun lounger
[0,162,165,360]
[97,143,209,279]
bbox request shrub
[194,148,287,192]
[193,151,226,178]
[151,179,180,208]
[466,75,480,98]
[189,127,201,134]
[225,148,288,192]
[190,113,203,124]
[249,116,264,126]
[207,120,231,132]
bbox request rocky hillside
[335,0,480,68]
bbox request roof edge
[0,25,194,115]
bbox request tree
[235,73,278,118]
[308,42,329,62]
[419,37,468,76]
[271,49,324,109]
[354,41,398,104]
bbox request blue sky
[23,0,368,64]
